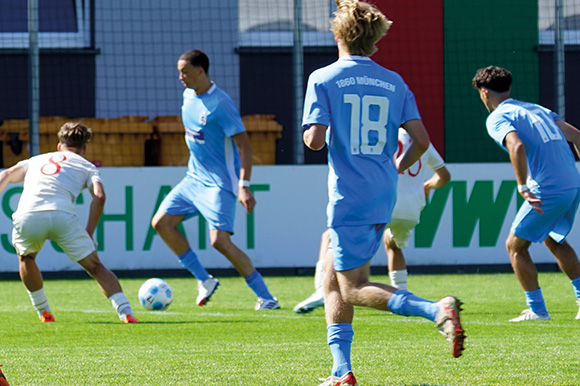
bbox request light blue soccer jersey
[486,98,580,193]
[181,83,245,194]
[302,56,421,226]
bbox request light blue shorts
[329,224,386,271]
[158,176,236,233]
[511,188,580,243]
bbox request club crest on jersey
[200,112,207,126]
[190,130,205,144]
[185,126,205,144]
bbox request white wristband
[517,184,529,193]
[239,180,251,188]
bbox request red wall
[371,0,445,154]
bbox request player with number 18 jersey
[302,55,421,227]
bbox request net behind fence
[0,1,579,167]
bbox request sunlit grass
[1,272,579,385]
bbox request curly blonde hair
[330,0,392,56]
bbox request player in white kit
[0,122,138,323]
[385,128,451,289]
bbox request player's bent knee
[77,251,103,273]
[338,285,360,305]
[151,213,166,231]
[209,230,233,251]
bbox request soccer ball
[138,278,173,311]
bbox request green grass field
[1,272,580,386]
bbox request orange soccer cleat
[39,310,55,323]
[122,314,139,324]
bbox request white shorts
[12,211,96,262]
[384,218,419,249]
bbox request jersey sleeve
[401,87,422,123]
[424,144,446,170]
[86,166,103,189]
[550,110,562,122]
[218,97,246,138]
[15,159,30,172]
[302,71,330,129]
[486,113,515,151]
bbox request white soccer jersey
[391,128,445,222]
[13,150,102,217]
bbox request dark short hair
[179,49,210,74]
[472,66,512,92]
[58,122,93,148]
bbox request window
[0,0,90,48]
[238,0,335,47]
[538,0,580,45]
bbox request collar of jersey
[339,55,372,62]
[193,82,217,96]
[497,97,514,108]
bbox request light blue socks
[178,248,211,282]
[571,277,580,301]
[245,270,274,300]
[328,323,353,377]
[525,288,548,315]
[387,289,439,321]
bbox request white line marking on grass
[198,312,236,317]
[59,309,184,315]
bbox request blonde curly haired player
[302,1,465,384]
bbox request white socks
[109,292,133,320]
[28,288,50,316]
[389,270,408,290]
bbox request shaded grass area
[1,272,579,385]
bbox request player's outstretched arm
[556,120,580,159]
[0,164,25,194]
[86,180,106,238]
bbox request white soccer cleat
[434,296,466,358]
[196,276,219,306]
[509,309,551,322]
[293,291,324,314]
[318,372,358,386]
[255,297,281,310]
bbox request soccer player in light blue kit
[302,2,465,385]
[473,65,580,322]
[152,49,280,311]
